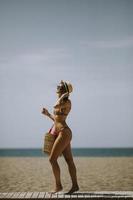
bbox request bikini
[49,124,59,136]
[49,102,70,136]
[49,124,69,136]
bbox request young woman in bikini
[41,80,79,194]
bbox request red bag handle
[48,124,54,133]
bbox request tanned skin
[41,80,79,194]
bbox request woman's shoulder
[66,99,71,105]
[63,98,71,105]
[62,99,71,109]
[54,98,71,108]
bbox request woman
[41,80,79,194]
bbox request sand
[0,157,133,192]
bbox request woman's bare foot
[65,184,79,195]
[49,185,63,194]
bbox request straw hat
[64,81,73,93]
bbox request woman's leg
[49,130,71,193]
[62,143,79,194]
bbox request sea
[0,148,133,157]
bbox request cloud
[0,48,71,66]
[18,48,70,64]
[80,36,133,49]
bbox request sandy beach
[0,157,133,192]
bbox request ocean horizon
[0,147,133,157]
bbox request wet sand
[0,157,133,192]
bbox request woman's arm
[42,108,55,121]
[54,92,69,107]
[47,112,55,121]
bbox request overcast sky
[0,0,133,148]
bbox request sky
[0,0,133,148]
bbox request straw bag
[43,132,56,154]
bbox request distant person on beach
[41,80,79,194]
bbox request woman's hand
[41,108,55,121]
[41,108,49,116]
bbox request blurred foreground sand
[0,157,133,192]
